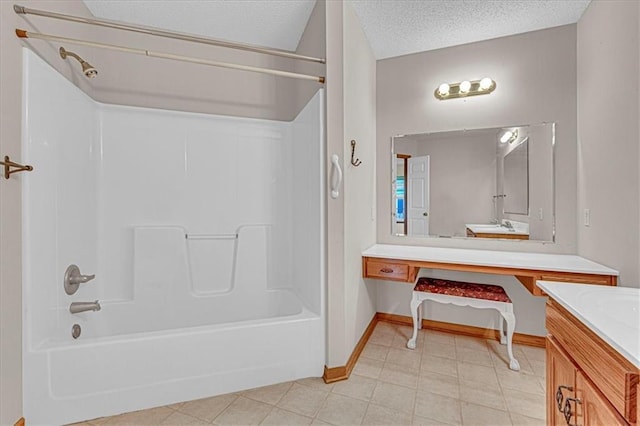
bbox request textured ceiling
[82,0,591,60]
[349,0,591,59]
[81,0,317,52]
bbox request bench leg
[499,311,520,371]
[407,294,421,349]
[498,314,506,345]
[417,300,423,330]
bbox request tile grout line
[411,336,421,423]
[454,340,465,426]
[487,339,547,424]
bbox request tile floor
[72,322,546,426]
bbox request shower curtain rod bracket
[1,155,33,179]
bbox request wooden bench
[406,276,520,371]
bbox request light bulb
[459,80,471,93]
[438,83,450,96]
[479,77,493,90]
[500,131,514,144]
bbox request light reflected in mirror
[392,123,555,242]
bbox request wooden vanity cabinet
[546,300,638,425]
[547,337,577,425]
[576,370,628,425]
[547,337,627,425]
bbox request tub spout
[70,300,101,314]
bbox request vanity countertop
[537,280,640,368]
[362,244,619,276]
[465,223,529,236]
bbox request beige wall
[294,0,327,119]
[342,2,377,365]
[1,3,98,423]
[324,0,347,367]
[377,25,578,253]
[324,0,377,369]
[577,0,640,287]
[374,25,577,337]
[0,4,24,421]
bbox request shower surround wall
[22,49,324,424]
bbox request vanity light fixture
[500,129,518,144]
[434,77,496,100]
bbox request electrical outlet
[538,208,544,221]
[584,208,590,226]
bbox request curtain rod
[16,29,325,84]
[13,4,326,65]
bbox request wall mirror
[391,123,555,242]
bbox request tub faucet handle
[64,264,96,295]
[72,273,95,285]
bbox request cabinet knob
[380,268,394,274]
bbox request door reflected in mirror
[391,123,555,242]
[503,137,529,215]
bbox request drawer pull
[379,268,394,274]
[563,397,582,426]
[555,385,573,412]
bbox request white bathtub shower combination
[22,49,325,425]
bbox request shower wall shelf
[185,233,238,240]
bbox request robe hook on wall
[1,155,33,179]
[350,140,362,167]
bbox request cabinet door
[575,371,627,426]
[547,337,576,426]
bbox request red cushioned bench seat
[413,277,512,303]
[407,276,520,371]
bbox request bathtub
[22,49,325,425]
[24,225,325,425]
[25,298,323,425]
[24,226,324,425]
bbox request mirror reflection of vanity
[392,123,554,242]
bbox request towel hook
[1,155,33,179]
[350,140,362,167]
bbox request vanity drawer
[546,300,638,424]
[363,258,415,282]
[539,272,616,286]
